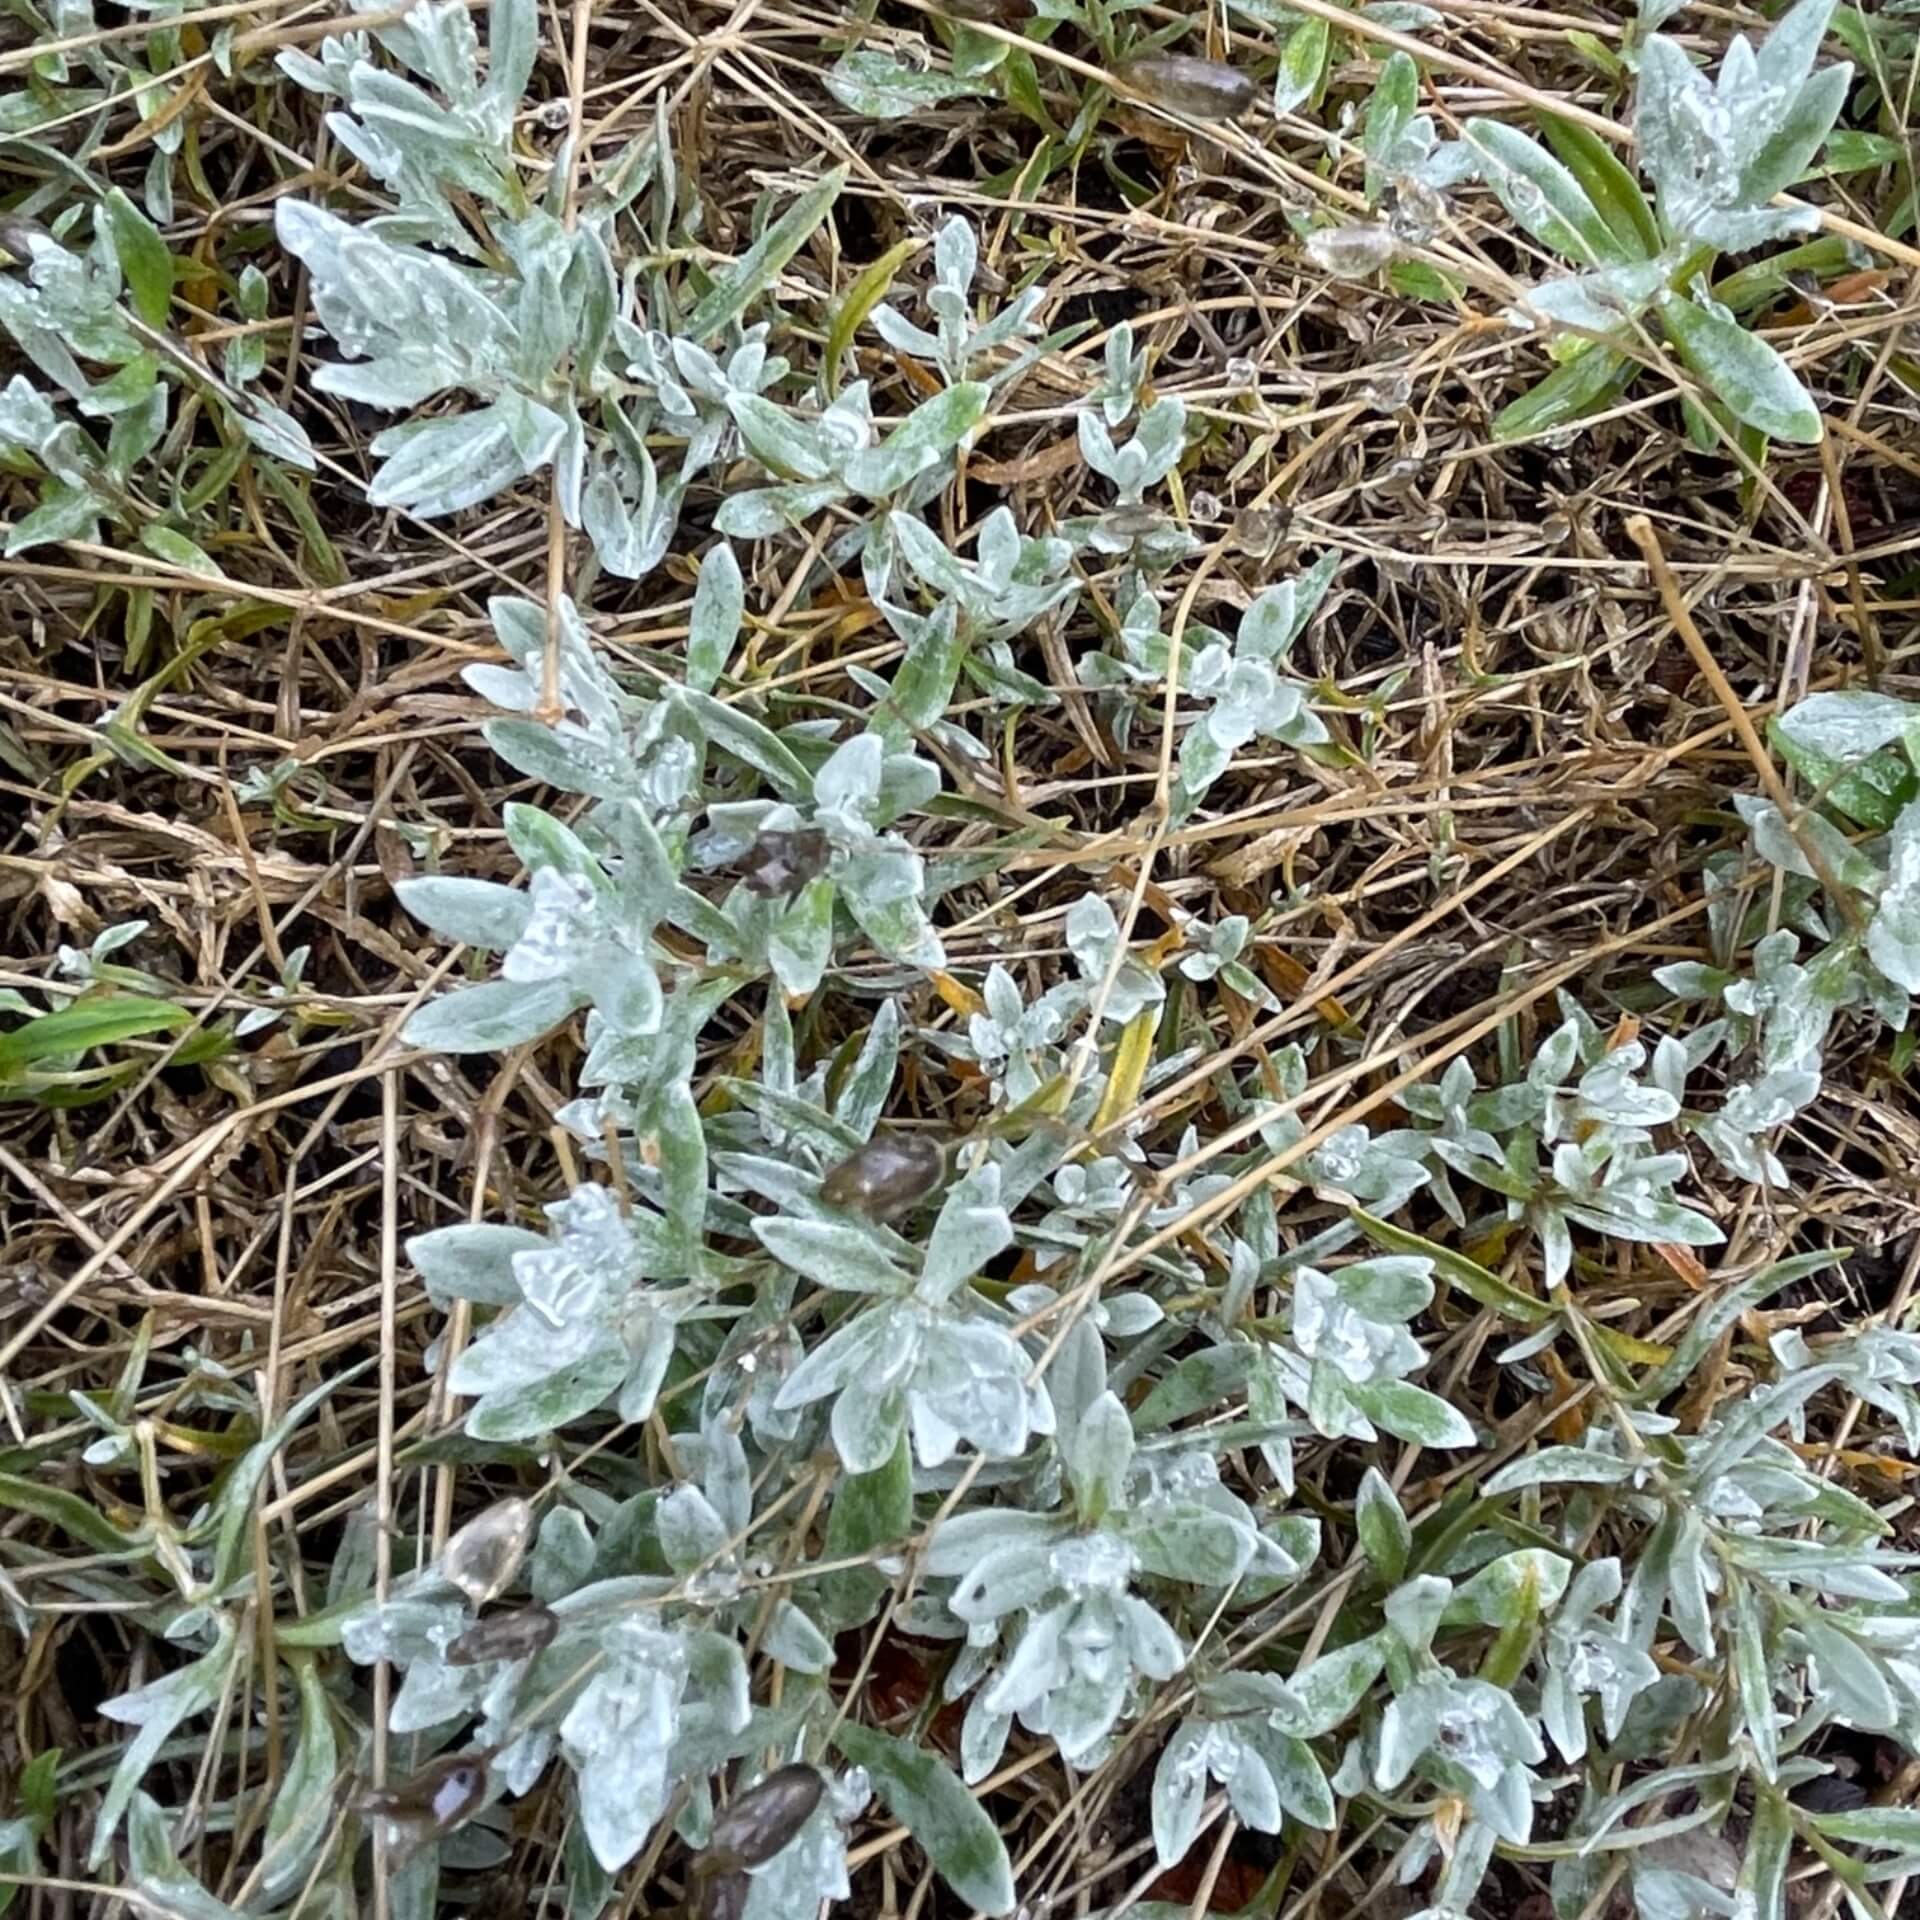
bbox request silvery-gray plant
[40,2,1920,1916]
[1445,0,1856,443]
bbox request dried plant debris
[2,0,1920,1915]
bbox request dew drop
[441,1496,535,1606]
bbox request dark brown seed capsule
[740,828,833,901]
[819,1131,946,1222]
[1101,505,1170,539]
[705,1765,825,1871]
[941,0,1034,20]
[1114,53,1256,121]
[699,1870,751,1920]
[361,1753,489,1837]
[446,1604,558,1667]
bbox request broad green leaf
[1810,1805,1920,1849]
[841,878,944,970]
[1492,343,1631,441]
[0,995,189,1074]
[1537,114,1660,259]
[1441,1547,1571,1626]
[824,237,922,398]
[756,1216,910,1295]
[647,1078,709,1267]
[1464,119,1622,266]
[1363,53,1419,201]
[505,801,608,887]
[93,1620,238,1865]
[1485,1448,1637,1495]
[139,525,221,577]
[1352,1210,1551,1323]
[1278,1633,1386,1737]
[104,187,173,327]
[486,0,537,112]
[825,50,990,120]
[880,601,965,747]
[1124,1500,1252,1585]
[919,1165,1012,1303]
[465,1336,628,1441]
[1347,1378,1476,1448]
[1868,805,1920,989]
[368,395,565,517]
[1755,0,1841,99]
[0,1470,133,1551]
[1660,295,1823,444]
[728,391,838,481]
[831,1723,1015,1915]
[769,876,835,994]
[1355,1466,1410,1583]
[1771,694,1920,829]
[127,1793,245,1920]
[678,688,812,796]
[1740,1788,1793,1920]
[821,1429,912,1624]
[1818,129,1904,174]
[395,876,533,949]
[687,540,743,693]
[1775,689,1919,760]
[686,166,848,341]
[403,977,584,1053]
[1744,63,1852,203]
[842,381,989,497]
[408,1222,547,1306]
[259,1658,337,1900]
[1250,1724,1335,1829]
[1151,1724,1209,1869]
[1134,1344,1254,1430]
[713,480,846,539]
[1801,1616,1896,1728]
[1069,1391,1134,1527]
[1273,18,1329,114]
[1714,233,1854,314]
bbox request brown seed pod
[445,1604,559,1667]
[941,0,1035,20]
[819,1131,946,1222]
[705,1764,825,1871]
[739,828,833,901]
[1100,505,1170,540]
[1114,53,1256,121]
[698,1869,751,1920]
[361,1753,490,1838]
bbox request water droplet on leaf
[1304,224,1399,277]
[441,1497,535,1606]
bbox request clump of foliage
[5,0,1920,1915]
